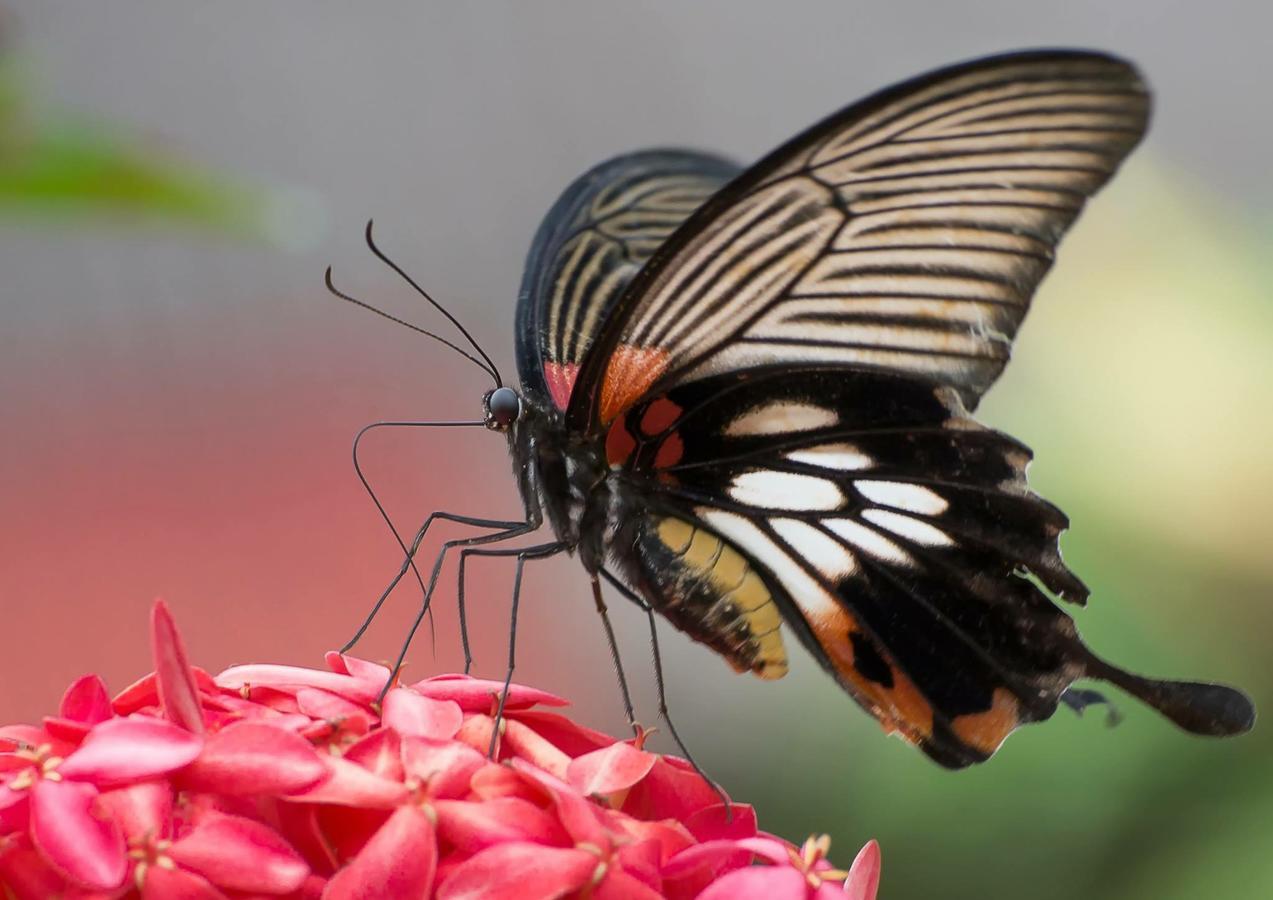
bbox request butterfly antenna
[363,219,504,387]
[324,267,497,382]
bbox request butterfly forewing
[567,50,1150,429]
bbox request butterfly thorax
[508,392,614,572]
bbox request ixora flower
[0,601,880,899]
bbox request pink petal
[685,803,758,842]
[400,737,486,800]
[467,762,543,804]
[662,839,755,881]
[696,864,809,900]
[733,836,797,865]
[274,802,340,875]
[381,689,463,740]
[40,717,91,744]
[842,840,881,900]
[151,599,206,735]
[287,755,407,808]
[96,781,173,839]
[435,842,596,900]
[113,668,221,716]
[29,780,126,891]
[140,864,228,900]
[607,816,695,864]
[296,688,368,722]
[215,665,379,706]
[59,675,113,726]
[409,675,567,712]
[324,654,391,685]
[501,719,573,779]
[621,756,725,822]
[508,761,607,848]
[0,783,31,832]
[454,714,496,757]
[168,812,310,893]
[322,806,437,900]
[57,717,203,785]
[593,868,665,900]
[433,797,570,854]
[342,729,404,783]
[567,742,657,798]
[507,710,614,756]
[179,721,326,796]
[612,838,663,890]
[0,840,69,899]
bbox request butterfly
[335,49,1255,768]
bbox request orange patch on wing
[639,398,682,436]
[951,688,1020,755]
[605,415,637,467]
[810,608,934,743]
[543,361,579,411]
[599,345,670,425]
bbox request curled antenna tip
[365,219,376,242]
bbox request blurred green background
[1,4,1269,898]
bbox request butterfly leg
[345,510,529,654]
[378,519,543,699]
[600,568,730,813]
[346,418,522,653]
[588,574,638,732]
[455,541,566,757]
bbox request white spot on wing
[729,470,843,511]
[786,443,873,471]
[861,509,954,547]
[725,401,837,437]
[855,480,949,515]
[771,518,858,580]
[824,518,912,566]
[699,509,840,618]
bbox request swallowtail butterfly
[339,49,1255,768]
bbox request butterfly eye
[485,387,522,430]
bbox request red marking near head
[605,416,637,467]
[543,361,579,411]
[599,345,670,425]
[654,432,683,469]
[639,398,682,436]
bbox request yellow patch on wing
[655,518,788,679]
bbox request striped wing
[605,370,1255,766]
[568,50,1150,430]
[515,150,738,410]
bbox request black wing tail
[1085,655,1255,737]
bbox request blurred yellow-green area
[1,5,1269,899]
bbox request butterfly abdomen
[612,513,790,680]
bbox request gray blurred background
[2,3,1271,898]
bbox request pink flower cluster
[0,601,880,899]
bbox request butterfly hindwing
[516,150,738,409]
[607,368,1092,765]
[567,50,1150,430]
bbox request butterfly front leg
[455,539,567,757]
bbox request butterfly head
[484,386,522,432]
